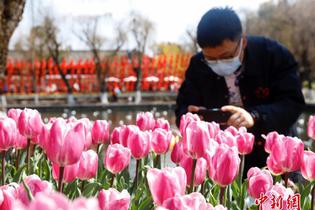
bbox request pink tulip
[261,183,294,210]
[179,113,200,135]
[104,144,131,174]
[154,118,170,131]
[98,188,130,210]
[307,115,315,140]
[147,167,187,205]
[301,151,315,181]
[15,133,27,150]
[17,108,43,140]
[263,131,284,153]
[179,156,207,186]
[66,116,77,123]
[247,167,273,199]
[224,126,239,136]
[91,120,110,145]
[159,192,209,210]
[151,128,172,154]
[0,184,18,210]
[27,191,70,210]
[7,108,22,122]
[52,162,79,183]
[267,136,304,175]
[119,125,139,147]
[17,174,53,205]
[171,141,185,164]
[77,118,92,150]
[207,204,228,210]
[208,144,240,187]
[136,112,155,131]
[207,121,220,138]
[0,117,17,151]
[46,118,85,166]
[236,131,254,155]
[110,127,121,144]
[127,130,150,159]
[37,123,52,150]
[77,150,98,180]
[182,120,211,159]
[214,130,237,148]
[71,197,100,210]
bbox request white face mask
[205,39,243,76]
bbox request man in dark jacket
[175,7,305,173]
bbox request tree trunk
[93,49,108,104]
[0,0,26,108]
[0,39,8,111]
[134,54,143,104]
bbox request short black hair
[197,7,242,48]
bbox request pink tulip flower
[171,141,185,164]
[207,121,220,138]
[119,125,139,147]
[127,130,150,159]
[263,131,284,154]
[7,108,22,123]
[208,144,240,187]
[136,112,156,131]
[182,120,212,159]
[0,183,19,210]
[261,183,294,210]
[159,192,209,210]
[71,197,100,210]
[207,204,228,210]
[300,150,315,181]
[154,118,170,131]
[37,123,52,150]
[151,128,172,154]
[307,115,315,140]
[91,120,110,145]
[17,108,43,140]
[214,130,237,148]
[77,150,98,180]
[46,118,85,166]
[110,127,121,144]
[179,156,207,186]
[247,167,273,199]
[27,191,70,210]
[17,174,53,205]
[224,126,239,136]
[179,113,200,135]
[98,188,130,210]
[0,117,17,151]
[147,167,187,206]
[236,131,254,155]
[15,133,27,150]
[104,144,131,174]
[77,118,92,150]
[267,136,304,175]
[52,162,80,183]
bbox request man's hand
[187,105,206,120]
[221,105,254,129]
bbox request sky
[10,0,272,51]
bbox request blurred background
[0,0,314,144]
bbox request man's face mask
[205,39,243,76]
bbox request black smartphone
[197,108,232,124]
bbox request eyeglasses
[204,38,243,63]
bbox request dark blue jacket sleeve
[247,41,305,134]
[175,57,203,127]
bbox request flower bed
[0,108,313,210]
